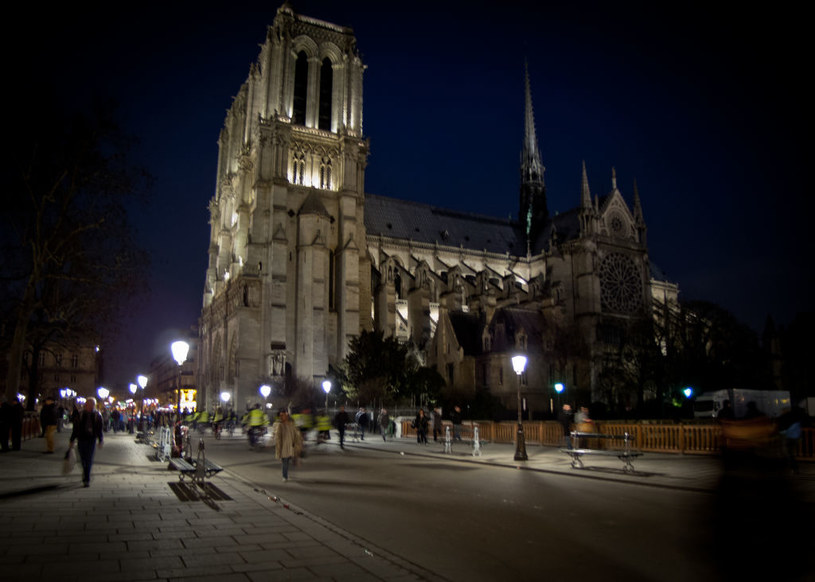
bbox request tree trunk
[5,281,36,403]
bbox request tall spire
[521,61,545,187]
[632,178,647,245]
[579,161,597,236]
[581,161,591,208]
[519,61,547,253]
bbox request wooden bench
[168,439,223,486]
[561,431,642,473]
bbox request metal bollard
[472,425,482,457]
[444,425,452,454]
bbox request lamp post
[322,379,331,412]
[137,375,148,428]
[554,382,564,412]
[259,384,271,411]
[171,340,190,413]
[128,383,138,433]
[511,354,528,461]
[97,387,109,413]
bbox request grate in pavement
[168,481,232,502]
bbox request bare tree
[2,97,150,404]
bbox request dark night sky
[14,1,810,391]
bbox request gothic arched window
[318,58,333,131]
[293,51,308,126]
[320,156,332,189]
[293,152,306,185]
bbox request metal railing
[400,419,815,459]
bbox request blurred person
[244,403,269,448]
[378,408,390,441]
[9,397,24,451]
[0,396,11,452]
[558,403,574,448]
[450,405,463,441]
[778,405,808,474]
[355,407,369,440]
[717,400,734,420]
[334,405,350,449]
[432,406,443,441]
[69,397,104,487]
[413,409,429,445]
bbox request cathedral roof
[537,208,581,252]
[365,194,524,255]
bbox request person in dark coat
[69,397,104,487]
[0,397,11,452]
[9,397,25,451]
[414,409,429,445]
[557,403,574,448]
[334,405,350,449]
[355,407,369,440]
[450,405,463,441]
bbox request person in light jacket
[273,410,303,481]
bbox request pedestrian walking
[778,405,807,474]
[334,405,350,448]
[432,406,443,441]
[557,403,574,449]
[69,398,104,487]
[379,408,390,441]
[413,409,429,444]
[272,410,302,482]
[355,407,369,440]
[40,397,59,453]
[450,405,463,441]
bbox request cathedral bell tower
[200,3,370,409]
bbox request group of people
[411,406,463,444]
[0,396,26,452]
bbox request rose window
[600,253,642,313]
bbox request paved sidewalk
[0,429,428,582]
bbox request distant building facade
[23,340,100,401]
[198,4,679,414]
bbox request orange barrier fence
[400,419,814,459]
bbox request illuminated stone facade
[199,4,678,413]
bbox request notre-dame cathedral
[198,3,679,416]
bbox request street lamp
[511,354,528,461]
[554,382,565,410]
[97,387,109,411]
[322,379,331,412]
[171,340,190,413]
[137,375,148,426]
[259,385,272,413]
